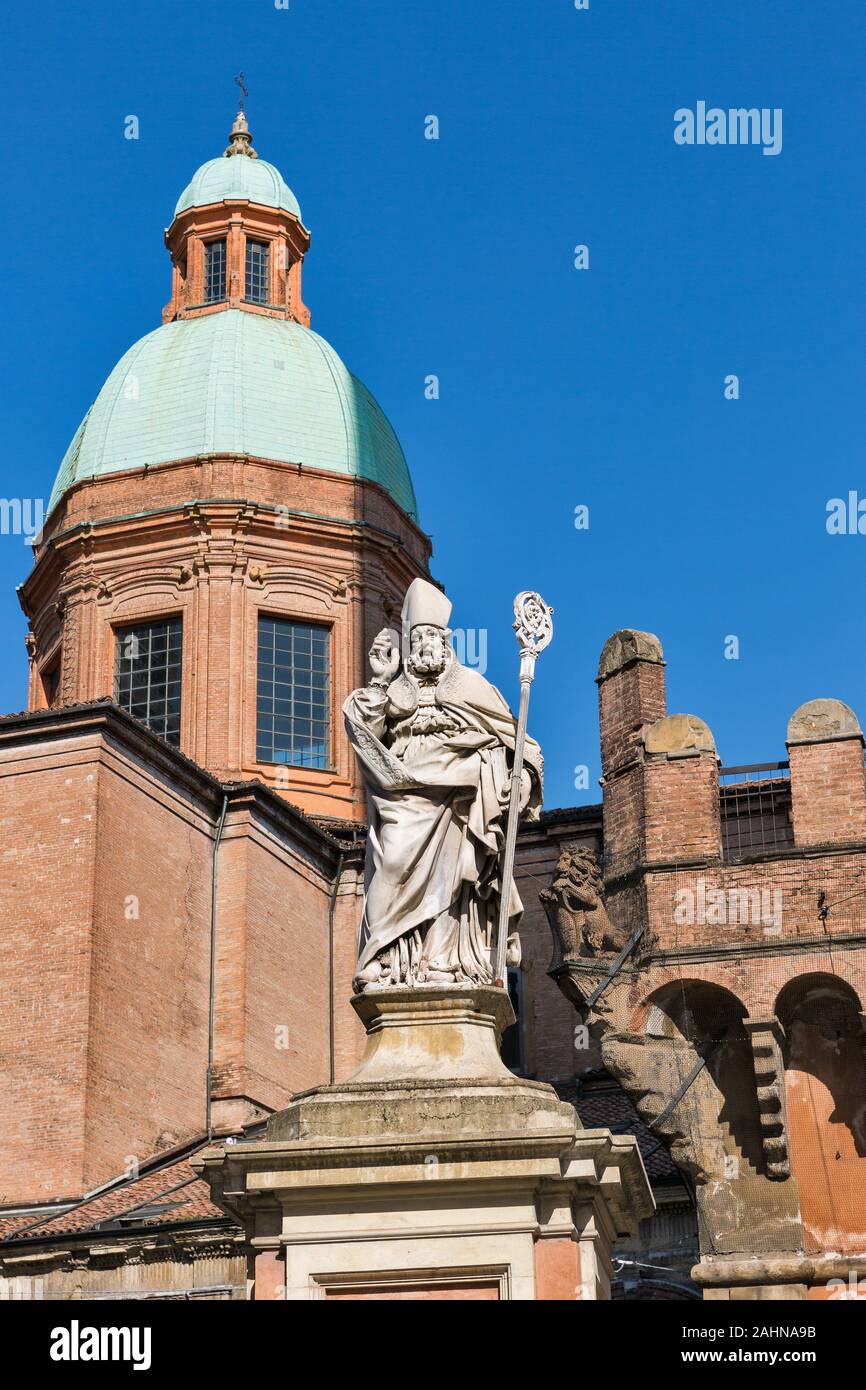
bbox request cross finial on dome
[224,74,258,158]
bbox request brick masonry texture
[4,608,866,1298]
[0,705,364,1204]
[582,639,866,1270]
[5,593,866,1292]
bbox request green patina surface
[48,310,418,521]
[174,156,302,220]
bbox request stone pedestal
[194,986,653,1300]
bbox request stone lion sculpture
[540,847,628,968]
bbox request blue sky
[1,0,865,809]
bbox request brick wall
[520,629,866,1274]
[0,729,100,1200]
[789,737,866,847]
[516,815,603,1080]
[0,706,351,1204]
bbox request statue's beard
[407,643,448,678]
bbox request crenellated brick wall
[530,628,866,1293]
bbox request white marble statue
[344,578,543,991]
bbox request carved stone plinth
[346,985,516,1083]
[194,985,653,1300]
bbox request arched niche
[776,974,866,1155]
[775,972,866,1253]
[644,980,766,1177]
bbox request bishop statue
[344,578,543,991]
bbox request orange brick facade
[5,609,866,1298]
[561,636,866,1292]
[505,633,866,1297]
[0,703,368,1203]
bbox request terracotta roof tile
[555,1078,679,1183]
[0,1144,224,1244]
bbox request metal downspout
[328,850,345,1085]
[206,793,230,1141]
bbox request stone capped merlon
[596,629,664,682]
[644,713,716,757]
[786,698,863,746]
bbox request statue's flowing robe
[343,659,543,984]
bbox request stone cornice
[165,199,310,257]
[29,460,428,547]
[46,498,418,553]
[20,495,430,621]
[693,1252,866,1287]
[0,1217,240,1260]
[597,836,866,897]
[552,930,866,982]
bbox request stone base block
[194,986,654,1300]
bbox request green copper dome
[173,111,302,221]
[174,155,302,221]
[48,311,417,520]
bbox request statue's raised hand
[369,629,400,688]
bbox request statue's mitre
[401,578,452,632]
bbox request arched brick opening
[644,979,767,1179]
[776,973,866,1252]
